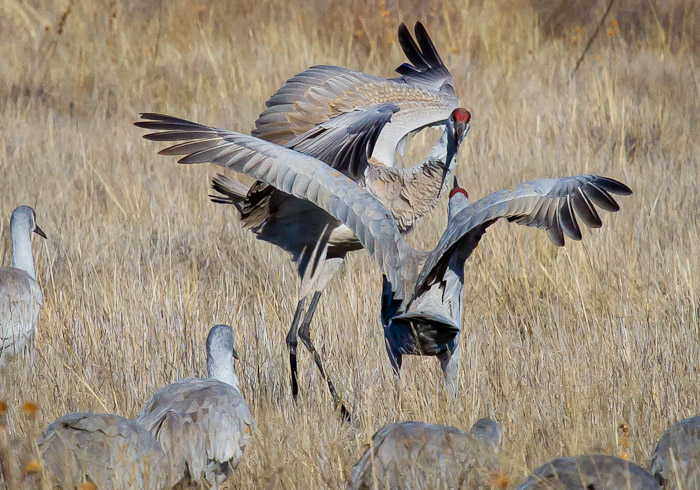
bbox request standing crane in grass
[136,324,254,489]
[136,116,632,401]
[137,23,471,417]
[0,206,46,362]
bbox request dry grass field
[1,0,699,487]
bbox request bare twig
[154,0,164,62]
[571,0,618,77]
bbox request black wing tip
[177,155,199,164]
[135,112,172,124]
[142,132,168,140]
[600,177,633,196]
[208,194,230,204]
[395,63,420,75]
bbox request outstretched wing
[285,103,399,181]
[252,65,386,145]
[253,26,459,168]
[136,113,413,295]
[415,175,632,294]
[394,22,456,97]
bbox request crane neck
[207,349,240,389]
[11,218,36,280]
[426,125,458,172]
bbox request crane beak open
[34,225,47,239]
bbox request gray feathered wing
[415,175,632,295]
[285,103,399,181]
[394,22,456,96]
[136,378,254,487]
[253,23,458,167]
[252,65,388,145]
[137,114,415,297]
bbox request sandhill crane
[37,412,170,489]
[516,455,660,489]
[137,105,469,415]
[0,206,46,362]
[649,415,700,489]
[136,325,254,489]
[348,418,502,489]
[136,117,631,392]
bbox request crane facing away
[136,117,632,397]
[136,325,254,488]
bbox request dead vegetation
[1,0,699,487]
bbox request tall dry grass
[0,0,699,487]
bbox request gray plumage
[649,415,700,489]
[348,418,502,489]
[37,412,170,489]
[135,120,631,388]
[516,455,660,490]
[136,325,254,489]
[253,22,459,168]
[0,205,46,361]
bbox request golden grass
[1,0,699,487]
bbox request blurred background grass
[1,0,699,487]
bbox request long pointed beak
[232,347,240,360]
[456,122,469,148]
[453,176,459,188]
[33,225,47,239]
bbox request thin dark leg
[286,298,306,400]
[298,291,352,422]
[384,338,403,378]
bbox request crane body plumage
[348,418,501,490]
[37,412,171,490]
[516,455,660,489]
[136,324,254,489]
[649,415,700,489]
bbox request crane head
[449,108,471,150]
[448,176,469,219]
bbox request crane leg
[286,298,306,400]
[384,339,403,379]
[438,345,460,395]
[298,291,352,422]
